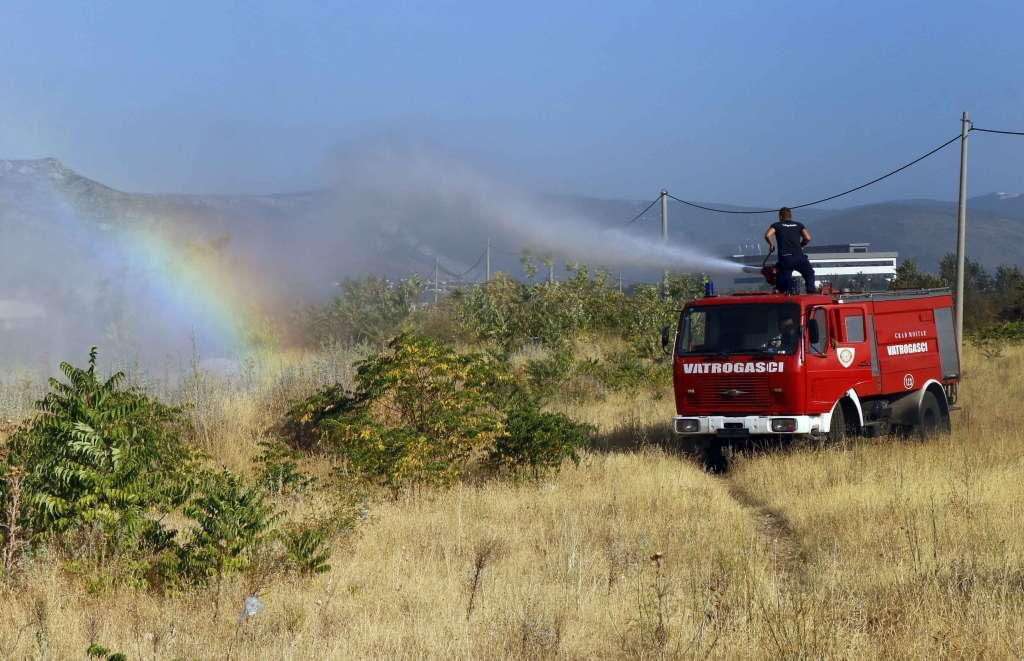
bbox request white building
[728,243,898,292]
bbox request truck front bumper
[673,414,823,437]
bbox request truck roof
[686,288,953,308]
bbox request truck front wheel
[827,402,854,443]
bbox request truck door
[836,304,881,396]
[805,304,880,414]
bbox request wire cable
[664,132,964,214]
[437,248,487,278]
[666,193,774,214]
[625,196,662,224]
[971,127,1024,137]
[787,133,963,209]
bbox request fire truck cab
[668,288,960,443]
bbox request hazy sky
[2,0,1022,205]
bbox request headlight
[770,418,797,433]
[676,418,700,433]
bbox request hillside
[2,157,1021,281]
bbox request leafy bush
[452,269,702,353]
[327,334,512,488]
[489,401,592,478]
[1,348,194,583]
[177,471,274,585]
[576,349,666,392]
[281,334,515,489]
[86,643,127,661]
[970,321,1024,359]
[281,526,332,576]
[256,440,314,496]
[304,275,424,346]
[524,344,576,398]
[277,384,363,451]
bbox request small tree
[305,275,424,346]
[287,334,512,488]
[1,348,194,581]
[889,258,946,290]
[177,471,274,585]
[344,334,511,487]
[489,400,591,478]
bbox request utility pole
[548,261,555,284]
[660,189,669,297]
[955,111,970,357]
[433,257,439,304]
[485,237,492,283]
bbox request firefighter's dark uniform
[771,220,816,294]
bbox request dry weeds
[0,344,1021,658]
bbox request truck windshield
[676,303,802,356]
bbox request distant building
[727,243,898,292]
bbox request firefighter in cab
[764,207,816,294]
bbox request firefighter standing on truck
[765,207,816,294]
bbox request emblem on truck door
[837,347,856,368]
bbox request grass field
[0,344,1021,658]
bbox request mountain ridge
[2,157,1021,276]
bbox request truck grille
[689,374,771,412]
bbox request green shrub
[576,349,666,393]
[450,269,702,354]
[281,526,332,576]
[256,440,314,496]
[305,275,424,346]
[1,348,195,584]
[283,334,514,489]
[330,334,512,488]
[86,643,127,661]
[524,344,575,398]
[277,384,363,451]
[970,321,1024,359]
[177,471,274,585]
[489,401,592,478]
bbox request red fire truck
[663,288,960,444]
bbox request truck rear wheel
[916,391,949,439]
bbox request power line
[971,126,1024,137]
[437,248,487,278]
[625,196,662,224]
[666,194,773,215]
[664,132,964,214]
[787,133,963,209]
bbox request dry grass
[727,345,1024,657]
[0,452,784,658]
[2,343,1024,658]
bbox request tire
[827,402,849,443]
[916,391,949,439]
[688,437,728,473]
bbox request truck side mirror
[807,318,821,346]
[661,325,672,355]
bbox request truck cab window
[845,314,865,342]
[677,310,706,354]
[677,303,801,356]
[809,308,828,355]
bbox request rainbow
[107,217,271,356]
